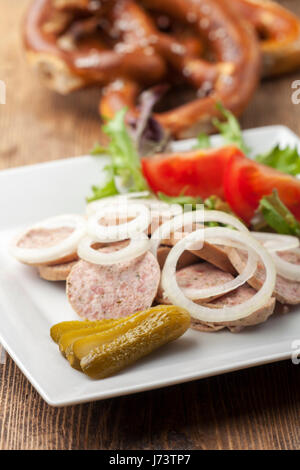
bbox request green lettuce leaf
[158,192,203,210]
[255,190,300,236]
[194,133,211,149]
[255,145,300,176]
[194,103,249,154]
[87,165,119,203]
[88,109,149,201]
[204,195,235,214]
[102,108,149,192]
[90,143,108,156]
[158,193,234,221]
[212,103,250,155]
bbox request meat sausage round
[228,248,300,305]
[17,227,78,265]
[156,262,234,304]
[67,245,161,320]
[38,261,77,282]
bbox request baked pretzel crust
[23,0,300,137]
[101,0,261,138]
[232,0,300,77]
[24,0,167,94]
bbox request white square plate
[1,125,300,407]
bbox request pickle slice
[72,309,160,360]
[59,321,121,368]
[68,309,155,370]
[77,306,190,379]
[50,319,115,343]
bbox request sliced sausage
[157,246,199,270]
[192,285,276,333]
[67,244,161,320]
[156,260,275,332]
[163,227,236,275]
[156,262,234,304]
[17,227,78,265]
[190,243,236,275]
[37,261,77,282]
[228,248,300,305]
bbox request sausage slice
[163,228,236,275]
[228,248,300,305]
[156,262,235,304]
[192,285,276,333]
[37,261,77,281]
[17,227,78,265]
[67,244,161,320]
[157,261,275,332]
[157,246,199,270]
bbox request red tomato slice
[142,146,244,200]
[224,153,300,223]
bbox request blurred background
[0,0,300,170]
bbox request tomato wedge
[142,146,244,200]
[224,153,300,223]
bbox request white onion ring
[162,227,276,323]
[87,196,182,231]
[183,244,258,301]
[77,232,150,265]
[251,232,299,253]
[86,192,150,216]
[271,249,300,281]
[87,203,150,242]
[10,215,87,264]
[151,209,257,301]
[150,209,249,256]
[141,200,183,221]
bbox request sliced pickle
[72,308,161,365]
[77,306,191,379]
[60,321,121,367]
[50,319,116,343]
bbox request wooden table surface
[1,0,300,450]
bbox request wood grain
[1,0,300,450]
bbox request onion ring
[150,209,249,257]
[134,199,182,219]
[86,192,150,216]
[87,203,150,242]
[10,214,86,264]
[151,209,258,300]
[271,249,300,282]
[162,227,276,323]
[87,196,182,230]
[251,232,299,253]
[182,243,258,301]
[77,232,150,265]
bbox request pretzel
[232,0,300,77]
[23,0,167,94]
[53,0,96,11]
[100,0,261,138]
[23,0,300,138]
[51,0,300,78]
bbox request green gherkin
[77,306,191,379]
[50,306,191,379]
[50,319,118,344]
[59,320,122,366]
